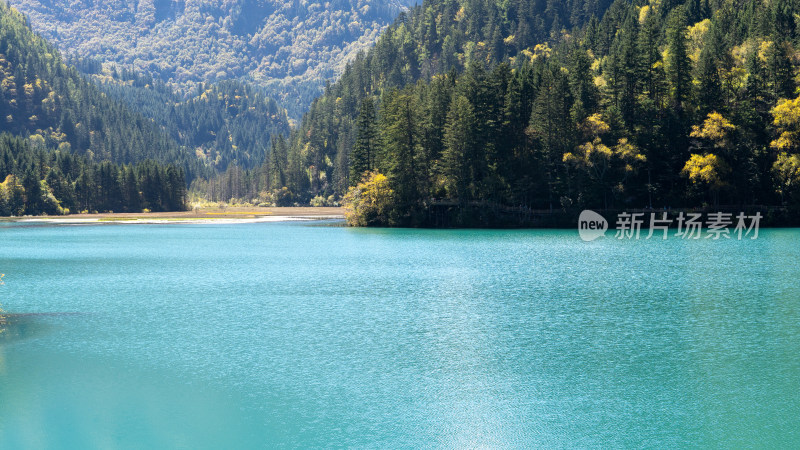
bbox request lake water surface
[1,222,799,447]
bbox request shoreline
[0,206,345,224]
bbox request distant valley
[9,0,416,117]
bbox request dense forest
[10,0,417,118]
[92,68,290,171]
[194,0,617,207]
[198,0,800,226]
[0,3,198,170]
[0,133,186,214]
[287,0,616,201]
[0,2,188,214]
[5,0,800,225]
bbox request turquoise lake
[0,221,799,448]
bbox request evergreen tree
[380,90,419,222]
[529,64,574,209]
[696,47,723,115]
[666,9,693,110]
[442,94,477,202]
[568,44,598,121]
[618,12,641,125]
[269,135,288,191]
[349,98,378,186]
[22,169,42,215]
[766,41,795,101]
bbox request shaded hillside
[93,68,291,171]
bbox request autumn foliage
[342,171,394,227]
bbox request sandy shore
[0,206,345,224]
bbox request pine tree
[666,9,693,110]
[529,64,574,209]
[618,13,641,125]
[22,169,42,214]
[442,94,477,202]
[567,44,598,122]
[379,89,419,222]
[696,47,722,115]
[349,97,378,186]
[122,166,141,212]
[269,135,288,190]
[766,41,795,101]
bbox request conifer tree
[380,90,419,221]
[766,41,795,101]
[666,8,693,110]
[349,98,378,186]
[696,47,723,115]
[442,94,477,202]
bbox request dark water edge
[386,204,800,228]
[0,313,73,344]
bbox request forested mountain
[7,0,800,224]
[204,0,800,225]
[197,0,615,206]
[0,2,188,214]
[0,2,194,170]
[9,0,417,118]
[292,0,615,198]
[93,69,290,171]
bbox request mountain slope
[93,69,291,171]
[281,0,615,197]
[0,2,196,214]
[0,2,198,173]
[328,0,800,225]
[9,0,417,117]
[205,0,800,227]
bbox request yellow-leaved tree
[771,95,800,152]
[773,152,800,204]
[0,175,25,216]
[770,95,800,204]
[682,153,729,206]
[342,171,394,227]
[684,112,738,206]
[563,114,646,207]
[691,111,736,151]
[614,138,647,178]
